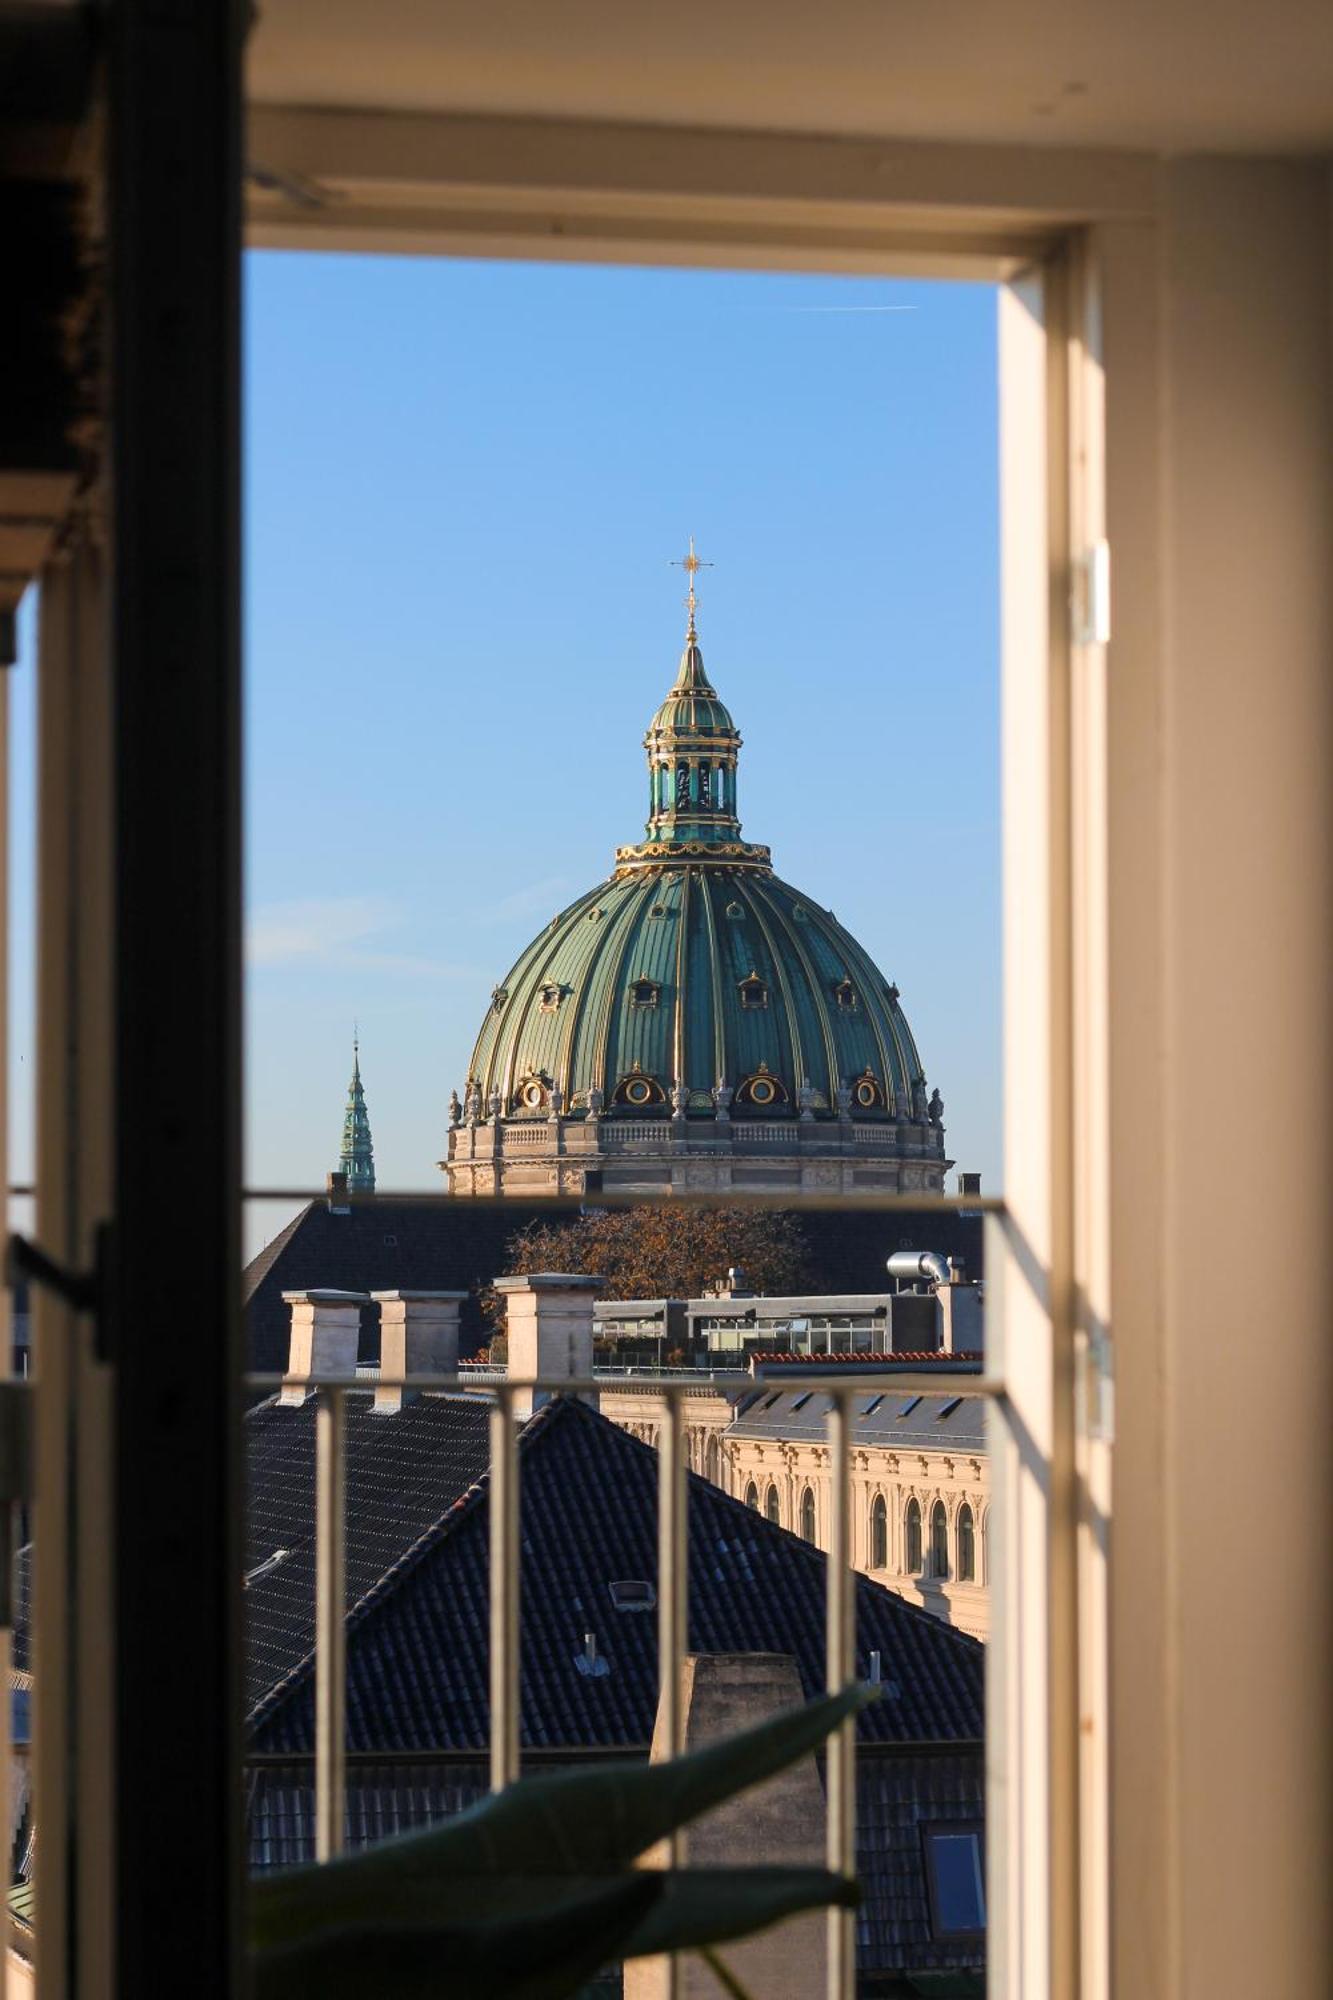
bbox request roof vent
[575,1631,611,1677]
[608,1579,655,1613]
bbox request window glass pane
[930,1830,986,1932]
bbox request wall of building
[598,1384,990,1638]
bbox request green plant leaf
[253,1872,662,2000]
[252,1681,876,1953]
[252,1867,857,2000]
[619,1866,859,1959]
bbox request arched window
[744,1481,759,1511]
[704,1434,721,1485]
[765,1483,780,1525]
[931,1500,950,1578]
[870,1494,888,1569]
[800,1487,817,1544]
[905,1498,923,1574]
[957,1504,976,1581]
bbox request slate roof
[728,1386,987,1454]
[245,1393,492,1713]
[242,1199,573,1375]
[243,1199,985,1378]
[248,1393,983,1753]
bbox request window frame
[28,93,1122,2000]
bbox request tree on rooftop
[484,1205,813,1328]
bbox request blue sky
[10,253,1001,1249]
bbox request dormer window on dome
[513,1076,549,1114]
[613,1067,666,1109]
[853,1068,885,1110]
[538,982,564,1012]
[629,978,660,1009]
[739,973,768,1010]
[736,1065,788,1109]
[835,978,858,1010]
[491,985,508,1014]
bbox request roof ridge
[242,1201,316,1304]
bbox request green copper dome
[459,599,942,1140]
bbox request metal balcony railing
[242,1361,1004,2000]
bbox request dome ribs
[747,873,842,1106]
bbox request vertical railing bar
[826,1389,856,2000]
[657,1387,688,2000]
[314,1384,347,1861]
[489,1384,520,1793]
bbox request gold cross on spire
[671,536,713,639]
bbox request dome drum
[444,578,952,1199]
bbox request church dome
[447,549,948,1196]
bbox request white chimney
[492,1272,602,1420]
[938,1275,984,1355]
[371,1289,467,1413]
[278,1289,368,1406]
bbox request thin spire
[670,535,713,641]
[337,1033,375,1193]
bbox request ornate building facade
[445,553,951,1197]
[599,1370,989,1642]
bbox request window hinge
[1077,1320,1116,1446]
[7,1222,116,1363]
[1071,539,1111,648]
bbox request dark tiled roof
[243,1200,580,1374]
[855,1750,985,1976]
[245,1392,492,1714]
[249,1395,983,1754]
[242,1202,986,1377]
[729,1388,986,1453]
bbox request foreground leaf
[253,1873,661,2000]
[252,1682,876,1952]
[619,1866,859,1960]
[253,1867,856,2000]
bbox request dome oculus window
[736,1066,788,1109]
[834,977,857,1010]
[853,1068,884,1110]
[629,977,660,1010]
[613,1068,667,1108]
[538,982,564,1012]
[725,901,745,920]
[738,972,768,1010]
[514,1077,549,1114]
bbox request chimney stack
[325,1169,350,1214]
[372,1289,467,1413]
[279,1289,368,1405]
[492,1272,602,1420]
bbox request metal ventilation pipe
[886,1250,951,1290]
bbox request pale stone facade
[599,1379,990,1642]
[446,1110,949,1200]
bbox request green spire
[338,1035,376,1193]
